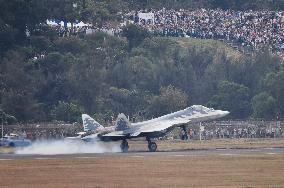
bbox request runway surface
[1,146,284,187]
[1,147,284,160]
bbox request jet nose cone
[221,110,230,117]
[215,110,230,118]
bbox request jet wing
[102,105,229,138]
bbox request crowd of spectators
[2,120,284,141]
[55,25,87,37]
[1,123,81,141]
[49,23,122,38]
[46,8,284,58]
[197,126,283,140]
[179,120,284,140]
[127,8,284,58]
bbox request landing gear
[180,125,188,140]
[120,140,129,152]
[147,138,157,152]
[148,141,157,152]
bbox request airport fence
[184,120,284,140]
[1,120,284,141]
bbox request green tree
[0,0,49,40]
[0,108,17,125]
[208,81,251,118]
[263,71,284,116]
[245,49,280,94]
[148,85,188,117]
[47,0,83,26]
[0,51,41,122]
[251,92,277,119]
[51,101,83,122]
[0,19,17,55]
[82,0,127,26]
[122,24,151,50]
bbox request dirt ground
[1,139,284,187]
[0,154,284,188]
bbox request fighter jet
[81,105,229,152]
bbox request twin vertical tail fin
[82,114,104,132]
[115,113,131,131]
[82,113,130,132]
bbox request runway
[1,147,284,160]
[1,146,284,187]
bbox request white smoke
[15,139,121,155]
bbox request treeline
[1,0,284,124]
[2,0,284,55]
[1,27,283,123]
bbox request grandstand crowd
[53,24,122,38]
[48,8,284,59]
[128,8,284,58]
[46,20,122,38]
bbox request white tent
[47,20,91,28]
[46,20,59,26]
[59,21,72,27]
[75,21,87,27]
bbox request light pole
[1,115,3,139]
[199,122,201,141]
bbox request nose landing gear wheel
[148,141,157,152]
[120,140,129,152]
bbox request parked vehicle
[0,133,31,147]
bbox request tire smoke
[15,139,121,155]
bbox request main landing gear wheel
[148,141,157,152]
[120,140,129,152]
[181,125,189,140]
